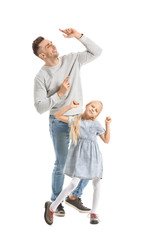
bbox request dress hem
[64,172,102,180]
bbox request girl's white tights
[50,177,100,214]
[91,178,100,213]
[50,177,80,212]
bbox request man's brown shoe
[54,203,65,217]
[65,196,91,213]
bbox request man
[32,28,102,225]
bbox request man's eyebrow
[45,42,52,48]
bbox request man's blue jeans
[49,115,89,202]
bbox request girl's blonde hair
[70,100,103,145]
[70,114,83,145]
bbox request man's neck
[44,57,59,67]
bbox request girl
[45,100,111,225]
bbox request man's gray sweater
[34,35,102,115]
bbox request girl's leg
[50,177,80,212]
[91,178,101,213]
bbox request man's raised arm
[59,28,102,65]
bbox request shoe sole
[54,213,65,217]
[90,221,99,224]
[65,201,91,213]
[44,202,53,225]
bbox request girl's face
[85,101,103,120]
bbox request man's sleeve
[34,76,61,114]
[77,35,102,65]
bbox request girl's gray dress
[64,117,105,180]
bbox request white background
[0,0,148,239]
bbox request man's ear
[39,52,46,60]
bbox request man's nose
[51,42,55,47]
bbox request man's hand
[59,28,82,39]
[69,101,80,109]
[57,76,70,98]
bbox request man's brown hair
[32,36,44,56]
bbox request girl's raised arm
[99,117,112,143]
[54,101,79,123]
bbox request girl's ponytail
[70,114,82,145]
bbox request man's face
[38,39,59,60]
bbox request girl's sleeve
[68,116,75,127]
[96,121,105,136]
